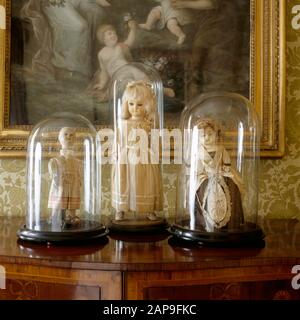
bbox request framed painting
[0,0,285,157]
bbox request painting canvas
[10,0,250,127]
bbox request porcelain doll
[111,81,163,221]
[48,127,82,228]
[192,118,244,232]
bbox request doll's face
[128,98,146,119]
[59,128,76,148]
[103,29,118,47]
[200,127,217,146]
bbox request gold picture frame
[0,0,285,157]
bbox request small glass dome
[170,92,264,245]
[18,112,108,244]
[109,63,167,233]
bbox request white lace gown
[111,120,163,214]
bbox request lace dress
[194,145,244,232]
[111,119,163,213]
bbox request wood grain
[0,218,300,299]
[0,218,300,271]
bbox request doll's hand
[222,165,231,173]
[52,174,61,187]
[96,0,111,7]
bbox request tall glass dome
[18,112,108,244]
[170,92,264,245]
[109,62,167,233]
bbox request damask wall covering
[0,1,299,219]
[259,0,300,220]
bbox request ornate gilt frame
[0,0,286,157]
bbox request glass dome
[109,62,167,233]
[170,92,264,245]
[18,112,108,244]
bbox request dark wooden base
[17,220,108,245]
[109,217,168,234]
[169,222,265,247]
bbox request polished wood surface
[0,265,121,300]
[0,218,300,271]
[0,218,300,300]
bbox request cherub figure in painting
[193,118,244,232]
[139,0,196,45]
[111,81,163,221]
[48,127,82,229]
[90,21,145,101]
[90,22,175,101]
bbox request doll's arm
[124,20,137,48]
[223,148,231,162]
[222,148,231,171]
[48,158,59,186]
[221,148,245,192]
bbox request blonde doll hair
[97,24,117,45]
[121,81,157,122]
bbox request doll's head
[195,118,222,146]
[121,81,156,121]
[58,127,76,150]
[97,24,118,46]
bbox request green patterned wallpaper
[0,2,299,219]
[259,1,300,219]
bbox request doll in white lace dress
[111,81,163,221]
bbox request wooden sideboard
[0,217,300,300]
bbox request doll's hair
[121,81,157,123]
[58,127,76,145]
[97,24,117,44]
[195,118,222,138]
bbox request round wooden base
[169,222,265,247]
[17,220,108,245]
[109,217,168,234]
